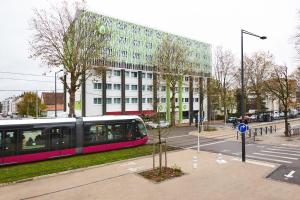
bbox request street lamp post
[241,29,266,162]
[55,69,63,118]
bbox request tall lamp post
[55,69,63,117]
[241,29,267,162]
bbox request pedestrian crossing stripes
[266,148,300,154]
[246,155,292,164]
[252,152,298,160]
[261,150,300,157]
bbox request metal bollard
[255,128,257,136]
[275,125,276,132]
[249,129,252,138]
[237,131,239,140]
[260,127,263,135]
[270,126,272,134]
[265,127,268,134]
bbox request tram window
[84,124,107,145]
[125,123,134,140]
[21,129,46,151]
[137,122,147,137]
[3,131,17,155]
[107,124,125,141]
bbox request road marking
[281,144,300,147]
[270,146,300,151]
[284,170,295,179]
[261,150,300,157]
[187,140,228,149]
[267,148,300,154]
[232,152,241,155]
[246,155,292,164]
[165,134,190,139]
[222,149,231,152]
[253,153,298,160]
[257,145,265,148]
[231,158,276,168]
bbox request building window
[93,83,102,90]
[195,98,199,102]
[106,98,112,104]
[175,87,178,92]
[106,84,112,90]
[120,51,127,58]
[147,73,153,79]
[185,98,189,103]
[175,98,178,103]
[126,98,130,103]
[133,53,141,59]
[125,71,130,77]
[131,85,138,90]
[142,73,146,78]
[147,98,153,103]
[117,22,127,30]
[133,40,140,46]
[185,87,189,92]
[125,84,130,90]
[185,77,189,82]
[161,98,166,103]
[114,70,121,76]
[142,98,146,103]
[146,42,152,49]
[146,54,152,61]
[147,85,153,91]
[114,98,121,104]
[114,84,121,90]
[161,86,166,91]
[145,29,152,36]
[142,85,146,91]
[194,88,199,93]
[131,98,138,103]
[118,36,127,44]
[94,98,102,104]
[131,71,138,78]
[132,26,140,33]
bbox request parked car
[237,115,251,123]
[250,114,258,122]
[226,117,237,123]
[145,121,170,129]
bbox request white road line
[187,140,228,149]
[281,144,300,147]
[270,146,300,151]
[246,155,292,164]
[231,158,276,168]
[267,148,300,154]
[257,145,265,148]
[165,135,190,139]
[261,150,300,157]
[253,153,298,160]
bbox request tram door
[49,127,74,157]
[0,131,3,164]
[2,130,18,164]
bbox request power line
[0,78,54,83]
[0,71,54,77]
[0,89,63,92]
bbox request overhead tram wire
[0,78,54,83]
[0,71,54,77]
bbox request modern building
[69,11,212,124]
[1,96,20,116]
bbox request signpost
[238,123,248,162]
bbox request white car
[146,121,170,129]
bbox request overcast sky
[0,0,299,101]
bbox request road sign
[238,123,247,133]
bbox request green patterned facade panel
[87,11,212,75]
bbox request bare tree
[265,65,296,137]
[29,1,111,117]
[153,36,189,127]
[213,46,236,123]
[245,51,273,112]
[295,10,300,61]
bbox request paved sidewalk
[1,149,300,200]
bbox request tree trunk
[68,88,76,117]
[170,86,176,127]
[284,105,289,137]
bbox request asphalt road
[159,125,300,186]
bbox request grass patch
[0,145,179,184]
